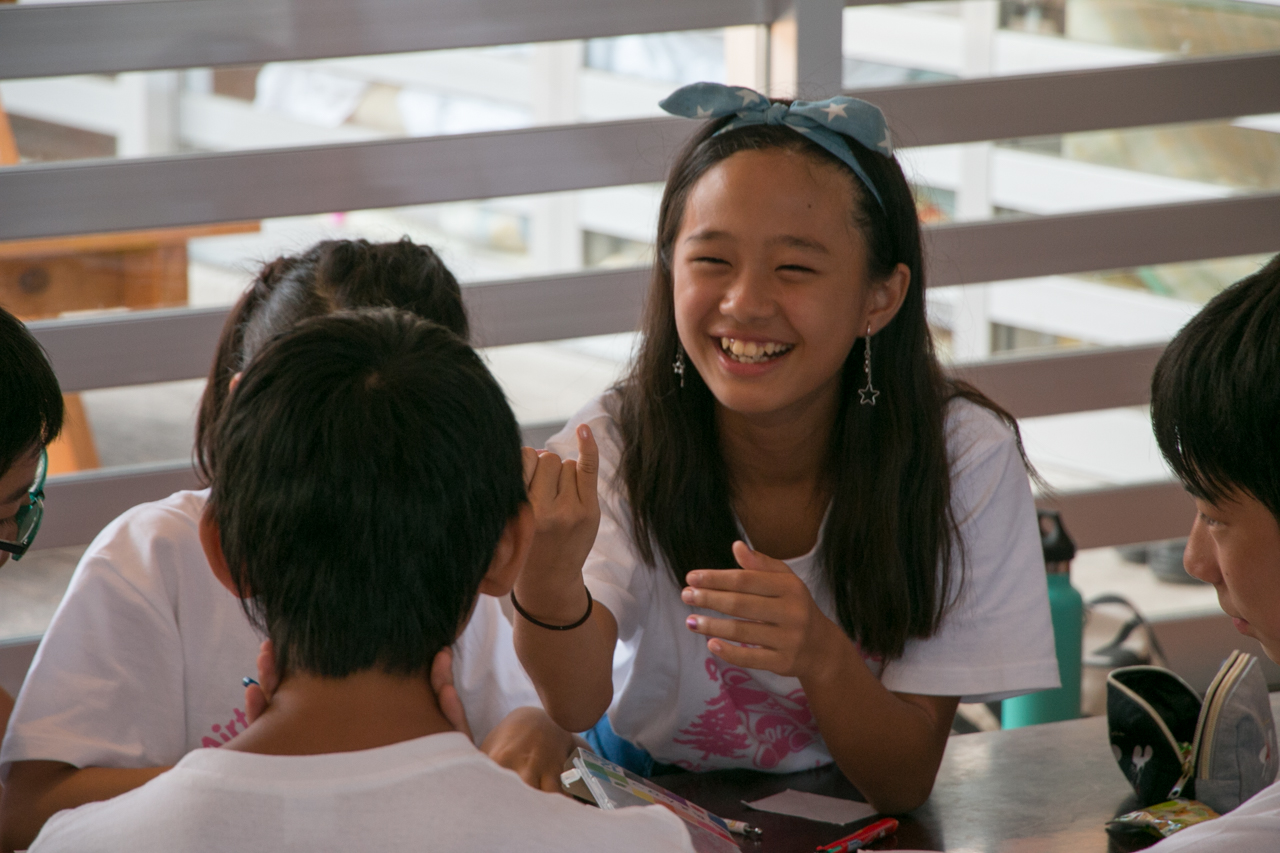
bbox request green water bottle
[1002,510,1082,728]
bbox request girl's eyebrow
[683,230,829,254]
[769,235,830,254]
[683,229,731,244]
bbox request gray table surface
[653,693,1280,852]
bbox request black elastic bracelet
[510,587,593,631]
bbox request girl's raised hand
[682,540,845,680]
[520,425,600,594]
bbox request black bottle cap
[1038,509,1076,564]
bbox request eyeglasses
[0,448,47,561]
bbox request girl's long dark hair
[195,237,467,484]
[614,116,1024,661]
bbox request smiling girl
[513,83,1059,813]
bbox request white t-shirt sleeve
[451,594,543,743]
[1,507,193,777]
[879,402,1060,703]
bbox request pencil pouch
[1107,650,1278,813]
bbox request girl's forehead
[680,149,861,240]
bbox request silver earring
[858,325,879,406]
[672,343,686,388]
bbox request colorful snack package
[1105,798,1220,842]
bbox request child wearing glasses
[2,241,576,850]
[0,305,63,734]
[24,309,693,852]
[1144,254,1280,852]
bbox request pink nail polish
[686,616,698,630]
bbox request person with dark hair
[2,240,574,851]
[24,310,694,852]
[1143,254,1280,852]
[513,83,1057,813]
[0,305,63,735]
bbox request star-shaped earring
[858,386,879,406]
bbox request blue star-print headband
[659,82,893,210]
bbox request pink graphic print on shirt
[672,657,817,770]
[201,707,250,748]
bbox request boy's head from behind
[203,309,528,679]
[0,306,62,566]
[1152,253,1280,660]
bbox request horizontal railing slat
[1036,481,1192,551]
[39,461,202,551]
[465,267,649,348]
[28,307,229,394]
[30,279,1178,413]
[951,343,1166,419]
[0,118,696,243]
[34,421,572,551]
[853,50,1280,148]
[33,458,1192,553]
[0,0,774,81]
[926,192,1280,288]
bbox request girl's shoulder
[943,395,1021,474]
[77,488,212,588]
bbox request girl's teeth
[718,337,791,363]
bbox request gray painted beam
[926,192,1280,288]
[1037,481,1193,551]
[465,266,649,348]
[31,459,1193,554]
[32,421,578,551]
[26,267,651,392]
[952,343,1166,420]
[854,50,1280,148]
[0,0,774,80]
[39,461,202,551]
[28,306,229,394]
[0,118,696,242]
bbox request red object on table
[815,817,898,852]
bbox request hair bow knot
[659,82,892,209]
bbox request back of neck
[226,668,457,756]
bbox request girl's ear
[865,262,911,335]
[478,503,535,598]
[199,505,244,598]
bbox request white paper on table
[741,789,878,825]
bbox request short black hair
[0,306,63,475]
[1152,253,1280,521]
[208,309,525,678]
[197,238,468,483]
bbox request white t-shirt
[28,731,696,853]
[1,490,541,777]
[545,395,1059,773]
[1148,779,1280,852]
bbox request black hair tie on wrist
[510,587,593,631]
